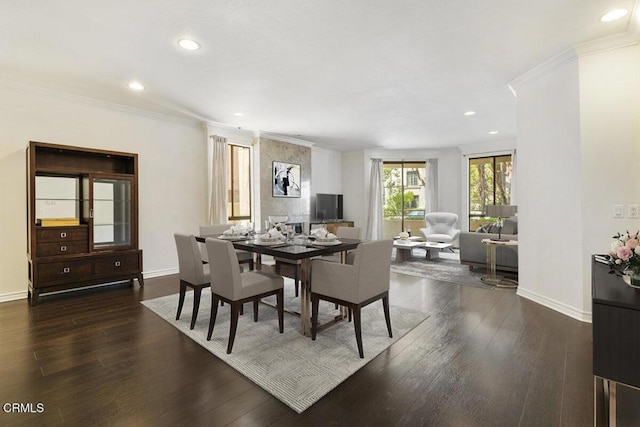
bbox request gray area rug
[390,248,492,288]
[141,280,428,413]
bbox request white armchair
[419,212,460,244]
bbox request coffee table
[422,241,453,259]
[393,240,425,262]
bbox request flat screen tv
[315,193,343,221]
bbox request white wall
[342,150,367,229]
[514,41,640,321]
[516,57,585,319]
[311,146,343,195]
[0,84,206,301]
[579,44,640,312]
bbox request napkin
[312,228,329,238]
[260,228,283,240]
[223,225,247,236]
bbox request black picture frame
[272,161,301,198]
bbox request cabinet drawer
[36,227,87,243]
[37,241,88,257]
[95,253,140,275]
[37,259,93,284]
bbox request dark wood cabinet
[27,141,143,305]
[592,256,640,424]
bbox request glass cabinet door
[92,177,132,249]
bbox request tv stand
[309,220,354,235]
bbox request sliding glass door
[382,161,427,239]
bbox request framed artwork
[272,161,301,198]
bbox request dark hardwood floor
[2,270,639,426]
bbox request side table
[480,238,518,288]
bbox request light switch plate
[613,204,624,218]
[629,204,639,218]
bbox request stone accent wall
[259,137,311,228]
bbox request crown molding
[258,132,315,148]
[509,48,578,89]
[511,30,640,90]
[574,31,640,57]
[204,121,255,141]
[0,77,204,126]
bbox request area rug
[390,248,491,288]
[141,281,428,413]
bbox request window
[468,154,512,231]
[406,170,419,186]
[227,144,251,221]
[382,161,427,238]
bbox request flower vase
[623,270,640,289]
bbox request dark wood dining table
[196,235,361,336]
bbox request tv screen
[315,193,343,220]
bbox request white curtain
[366,159,384,240]
[510,148,517,205]
[425,158,438,213]
[208,135,228,224]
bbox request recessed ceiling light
[464,111,476,116]
[178,39,200,50]
[127,81,145,91]
[600,9,628,22]
[233,112,244,117]
[489,131,499,135]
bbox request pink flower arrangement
[608,231,640,277]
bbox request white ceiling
[0,0,637,151]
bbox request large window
[227,144,251,222]
[382,161,427,239]
[468,154,512,231]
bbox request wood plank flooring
[1,271,639,426]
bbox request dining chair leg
[382,295,393,338]
[227,303,240,354]
[353,306,364,358]
[311,295,320,340]
[277,289,284,333]
[253,299,259,322]
[190,287,202,330]
[294,266,299,297]
[176,281,187,320]
[207,294,220,340]
[249,259,254,270]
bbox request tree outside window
[468,155,512,231]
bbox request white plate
[314,240,342,246]
[218,234,247,240]
[253,240,286,246]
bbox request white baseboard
[0,290,29,303]
[517,287,592,323]
[143,267,178,279]
[0,268,179,304]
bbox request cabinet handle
[62,267,70,274]
[114,261,121,267]
[60,246,67,252]
[60,232,67,238]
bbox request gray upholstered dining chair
[199,224,254,270]
[310,239,393,358]
[419,212,461,244]
[205,238,284,354]
[174,233,210,330]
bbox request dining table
[196,235,361,336]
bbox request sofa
[459,216,518,272]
